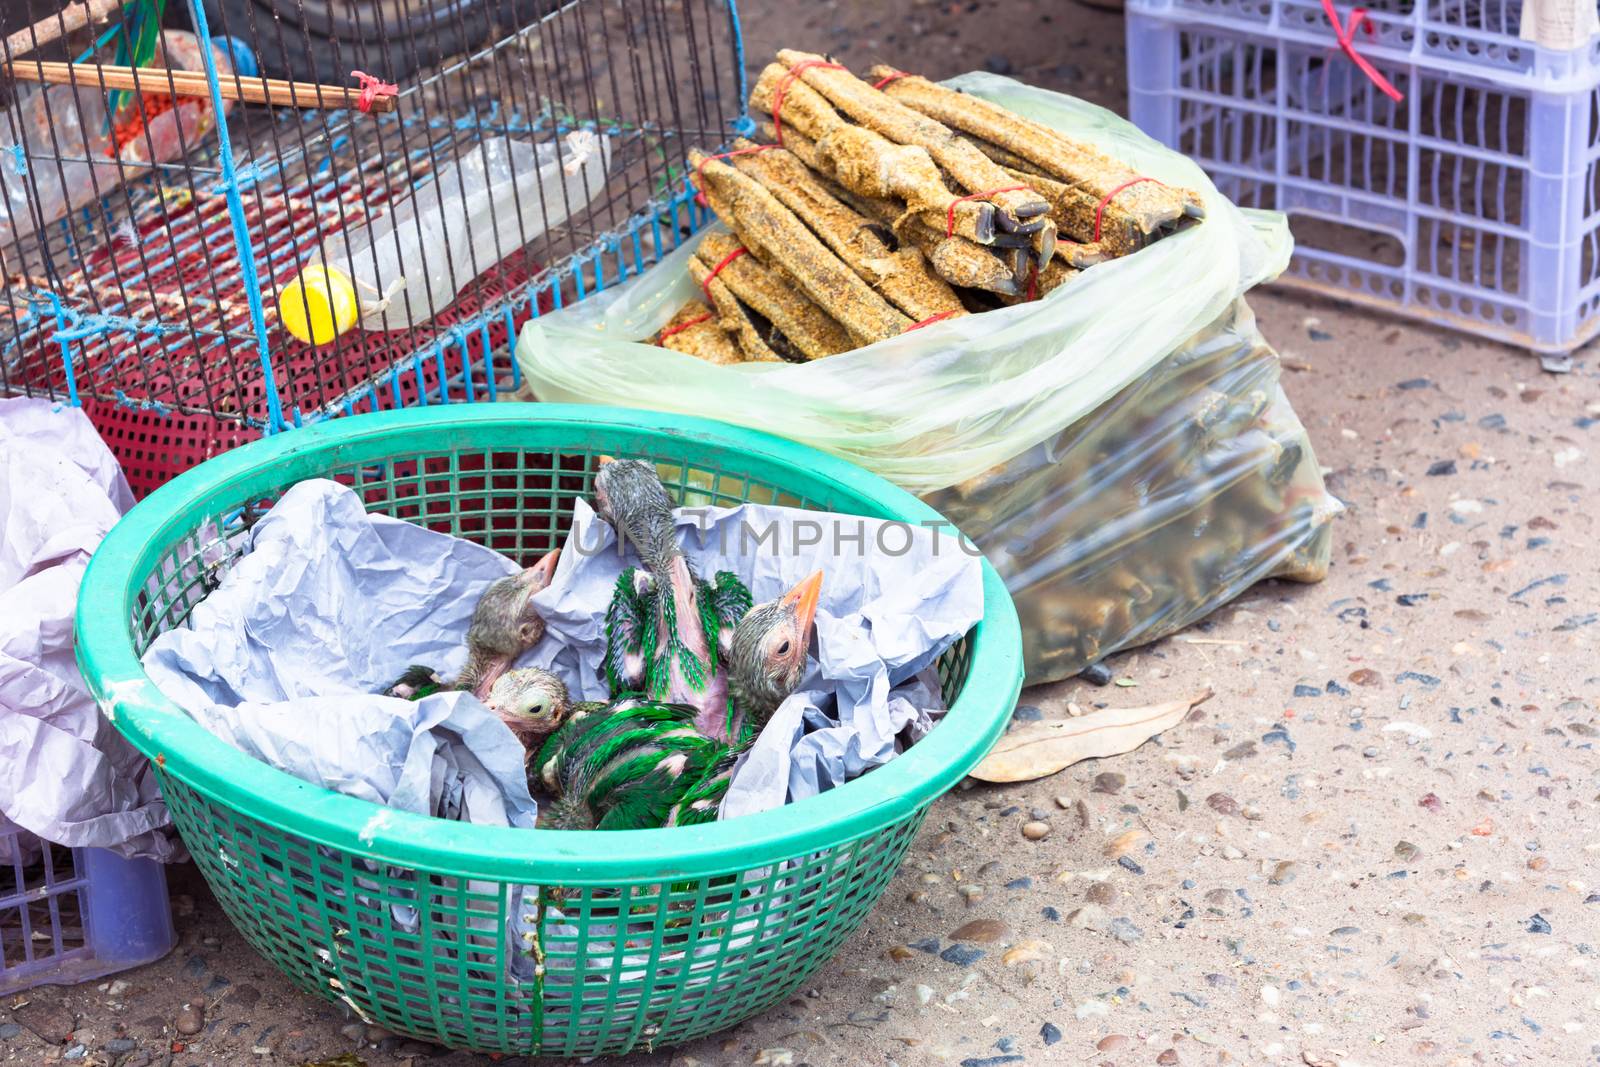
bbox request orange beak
[597,454,615,467]
[780,570,824,632]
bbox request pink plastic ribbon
[350,70,399,113]
[1321,0,1404,103]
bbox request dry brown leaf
[969,689,1213,783]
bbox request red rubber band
[872,70,911,90]
[771,60,846,146]
[905,310,960,332]
[700,246,748,302]
[1025,264,1039,302]
[350,70,398,113]
[1321,0,1404,103]
[946,185,1029,238]
[1092,176,1166,242]
[693,144,779,207]
[658,312,713,344]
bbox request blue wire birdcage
[0,0,749,494]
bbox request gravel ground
[5,3,1599,1065]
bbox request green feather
[601,569,649,695]
[666,749,741,827]
[600,563,753,706]
[109,0,167,123]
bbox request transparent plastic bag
[514,73,1338,682]
[0,31,237,249]
[924,299,1338,682]
[281,131,611,343]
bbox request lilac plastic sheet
[0,398,176,862]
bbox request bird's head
[728,570,823,726]
[465,548,561,700]
[593,456,676,565]
[484,667,573,744]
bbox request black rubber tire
[197,0,534,84]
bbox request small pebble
[1091,772,1124,795]
[1206,792,1240,816]
[1096,1034,1129,1051]
[940,944,986,966]
[1108,917,1143,943]
[175,1004,204,1037]
[1040,1022,1061,1046]
[1084,881,1115,905]
[1078,663,1113,686]
[950,919,1010,943]
[1022,821,1051,841]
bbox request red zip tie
[658,312,713,344]
[1321,0,1404,103]
[905,310,960,332]
[1092,176,1166,242]
[872,70,912,90]
[700,246,748,302]
[693,144,779,207]
[350,70,398,113]
[771,60,846,146]
[946,185,1029,237]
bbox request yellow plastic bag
[515,73,1337,682]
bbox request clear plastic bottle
[0,31,245,251]
[278,130,611,344]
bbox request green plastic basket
[75,404,1023,1057]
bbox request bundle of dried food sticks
[658,50,1205,363]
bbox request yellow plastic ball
[278,265,358,345]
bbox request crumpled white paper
[141,479,542,834]
[142,476,984,991]
[0,397,175,861]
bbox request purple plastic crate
[0,821,174,995]
[1127,0,1600,365]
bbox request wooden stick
[2,59,398,113]
[2,0,121,62]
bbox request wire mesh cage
[0,0,746,494]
